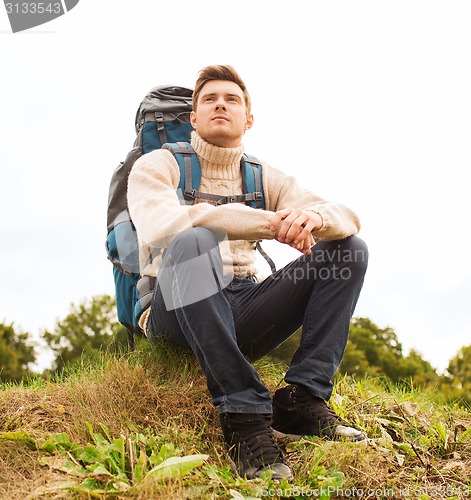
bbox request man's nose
[215,97,226,110]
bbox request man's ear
[245,113,254,131]
[190,110,197,129]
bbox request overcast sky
[1,1,470,372]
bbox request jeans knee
[169,227,219,262]
[344,235,369,275]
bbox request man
[127,65,368,481]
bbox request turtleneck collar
[190,131,244,180]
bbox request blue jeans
[147,227,368,414]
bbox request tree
[269,318,406,376]
[399,349,438,386]
[42,295,129,372]
[339,317,403,380]
[338,318,438,386]
[267,317,406,378]
[0,322,36,382]
[440,345,471,405]
[267,317,439,387]
[446,345,471,386]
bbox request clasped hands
[269,208,322,256]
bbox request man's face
[190,80,254,148]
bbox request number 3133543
[5,3,62,14]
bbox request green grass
[1,340,470,499]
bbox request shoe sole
[272,429,304,441]
[273,427,368,443]
[225,452,294,482]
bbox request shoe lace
[230,416,283,466]
[295,391,346,429]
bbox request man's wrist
[308,210,324,231]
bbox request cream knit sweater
[128,132,360,330]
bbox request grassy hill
[1,341,470,499]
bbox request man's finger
[269,208,291,231]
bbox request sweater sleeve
[127,149,276,248]
[262,163,361,240]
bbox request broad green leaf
[51,432,72,447]
[99,423,113,443]
[50,457,88,477]
[40,432,72,452]
[85,421,95,439]
[92,432,110,450]
[40,438,57,453]
[84,422,110,451]
[109,437,126,471]
[205,465,223,480]
[87,464,113,476]
[109,437,125,455]
[144,454,209,483]
[328,470,345,486]
[0,430,36,448]
[32,481,80,496]
[68,478,107,497]
[76,444,103,464]
[148,443,177,467]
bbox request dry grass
[17,344,213,427]
[0,342,470,499]
[0,341,221,499]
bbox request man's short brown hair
[193,65,251,114]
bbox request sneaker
[219,412,293,481]
[272,384,367,442]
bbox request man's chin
[200,131,242,149]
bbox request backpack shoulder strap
[162,142,201,199]
[163,143,275,273]
[241,154,264,209]
[162,143,265,210]
[163,142,249,205]
[241,154,276,273]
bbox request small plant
[1,423,208,497]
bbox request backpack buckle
[254,192,263,201]
[184,188,197,199]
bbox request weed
[1,423,209,497]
